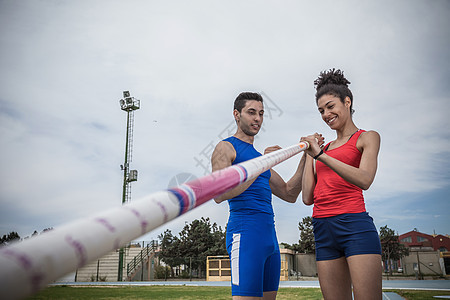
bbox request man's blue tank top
[223,136,273,216]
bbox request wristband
[313,149,323,160]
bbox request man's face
[234,100,264,136]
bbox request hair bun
[314,68,351,91]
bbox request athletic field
[26,285,450,300]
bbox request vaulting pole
[0,142,309,300]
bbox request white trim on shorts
[231,233,241,286]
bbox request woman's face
[317,94,351,130]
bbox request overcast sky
[0,0,449,246]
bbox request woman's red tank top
[313,129,366,218]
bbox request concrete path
[51,280,450,300]
[382,292,405,300]
[53,279,450,290]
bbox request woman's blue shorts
[313,212,382,261]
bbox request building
[397,229,450,277]
[399,229,450,252]
[206,245,318,282]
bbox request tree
[207,221,227,256]
[154,265,171,279]
[379,225,409,276]
[178,217,226,275]
[280,242,301,252]
[0,228,53,246]
[298,216,315,253]
[0,231,20,246]
[158,218,227,278]
[158,229,183,277]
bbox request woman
[301,69,382,300]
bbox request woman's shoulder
[358,130,381,149]
[360,130,380,140]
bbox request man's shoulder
[213,139,236,156]
[217,136,236,149]
[211,139,237,168]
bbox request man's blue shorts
[312,212,382,261]
[226,213,280,297]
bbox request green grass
[26,285,450,300]
[27,286,232,300]
[386,289,450,300]
[27,286,322,300]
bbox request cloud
[0,0,449,244]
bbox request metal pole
[141,250,144,281]
[118,110,130,281]
[387,246,390,280]
[96,260,100,281]
[122,110,131,205]
[416,251,423,280]
[190,257,192,281]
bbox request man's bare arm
[211,141,257,203]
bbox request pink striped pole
[0,142,309,300]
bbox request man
[211,92,314,299]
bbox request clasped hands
[263,133,325,157]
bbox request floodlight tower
[118,90,140,281]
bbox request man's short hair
[234,92,263,112]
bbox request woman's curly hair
[314,68,354,115]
